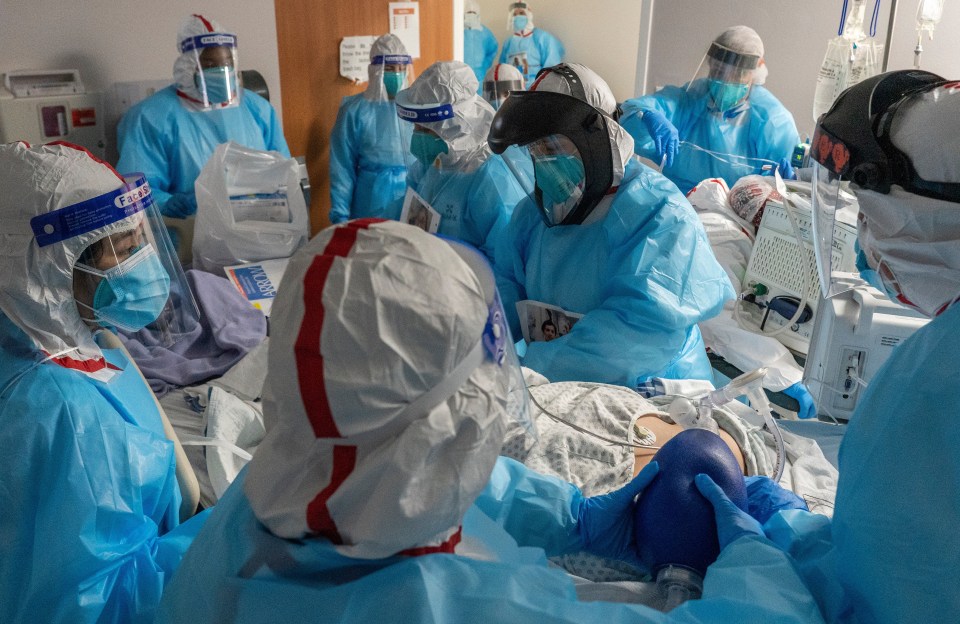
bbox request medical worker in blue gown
[329,34,414,224]
[620,26,799,195]
[464,0,499,89]
[396,61,524,260]
[0,142,207,623]
[761,70,960,624]
[499,2,564,85]
[490,63,733,387]
[117,14,290,218]
[155,219,823,623]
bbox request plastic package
[193,141,309,275]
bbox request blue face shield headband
[30,174,177,333]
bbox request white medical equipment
[812,0,884,122]
[803,279,928,422]
[738,183,859,354]
[0,70,106,158]
[914,0,947,68]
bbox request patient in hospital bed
[501,367,838,587]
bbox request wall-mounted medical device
[738,184,859,355]
[0,70,106,159]
[803,281,928,422]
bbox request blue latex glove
[578,461,659,561]
[782,382,817,419]
[640,110,679,169]
[164,191,198,218]
[744,475,808,525]
[695,473,763,549]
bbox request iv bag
[917,0,945,37]
[812,38,884,122]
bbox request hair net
[244,220,523,558]
[712,25,767,85]
[396,61,496,168]
[530,63,635,188]
[0,142,140,373]
[364,33,412,100]
[465,0,482,28]
[173,14,235,101]
[484,62,525,89]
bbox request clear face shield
[35,174,201,344]
[483,75,525,111]
[810,126,864,299]
[507,2,532,32]
[688,42,758,115]
[370,53,415,101]
[500,134,587,227]
[443,237,534,442]
[181,33,241,108]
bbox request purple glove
[744,475,808,525]
[578,461,659,562]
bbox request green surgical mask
[383,71,405,97]
[410,132,448,166]
[534,154,584,207]
[708,79,749,112]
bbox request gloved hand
[695,473,763,550]
[640,110,679,169]
[782,382,817,420]
[744,475,808,525]
[164,191,198,218]
[578,461,659,561]
[763,158,796,180]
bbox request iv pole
[882,0,900,70]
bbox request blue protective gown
[465,25,500,89]
[0,315,207,624]
[763,301,960,624]
[156,457,824,623]
[620,83,799,195]
[410,154,524,260]
[499,28,565,85]
[116,86,291,217]
[494,159,733,387]
[329,94,411,224]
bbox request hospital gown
[411,154,524,260]
[117,86,290,217]
[329,94,411,224]
[465,25,499,88]
[156,457,824,623]
[499,28,565,85]
[620,83,799,194]
[764,301,960,624]
[0,315,206,624]
[495,158,733,387]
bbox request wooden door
[274,0,454,234]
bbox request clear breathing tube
[700,368,785,482]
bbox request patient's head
[243,219,528,559]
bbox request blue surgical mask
[195,66,238,103]
[855,242,899,300]
[708,79,749,112]
[383,71,405,97]
[410,131,449,166]
[513,15,529,31]
[534,154,585,209]
[80,245,172,331]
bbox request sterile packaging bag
[193,141,309,275]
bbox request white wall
[645,0,960,139]
[476,0,644,102]
[0,1,283,123]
